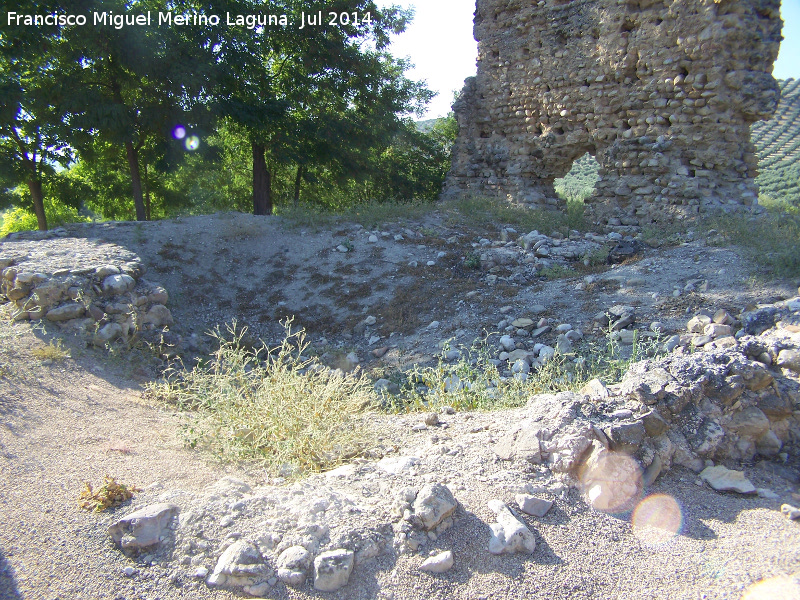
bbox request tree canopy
[0,0,457,230]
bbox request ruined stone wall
[444,0,783,224]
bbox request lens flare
[631,494,683,547]
[742,576,800,600]
[185,136,200,151]
[579,449,642,513]
[172,125,187,140]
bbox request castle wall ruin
[443,0,783,224]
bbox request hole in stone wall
[554,153,601,202]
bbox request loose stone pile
[0,241,172,346]
[444,0,782,223]
[98,293,799,597]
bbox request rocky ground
[1,210,799,600]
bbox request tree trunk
[27,178,47,231]
[252,143,272,216]
[125,140,147,221]
[144,162,151,221]
[293,165,304,206]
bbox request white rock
[313,549,354,592]
[700,466,756,494]
[108,503,178,550]
[419,550,454,573]
[277,546,311,588]
[781,504,800,520]
[777,350,800,373]
[538,346,555,361]
[94,322,123,345]
[45,303,85,322]
[500,335,516,352]
[123,566,135,577]
[377,456,419,475]
[96,265,121,278]
[412,483,458,530]
[207,540,269,587]
[194,566,209,578]
[368,235,378,243]
[511,359,530,375]
[102,273,135,295]
[515,495,553,517]
[143,304,173,327]
[487,499,536,555]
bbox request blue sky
[383,1,800,119]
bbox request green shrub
[707,211,800,278]
[0,197,88,236]
[148,322,378,475]
[388,331,664,413]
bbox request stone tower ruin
[443,0,783,224]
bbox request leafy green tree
[209,0,431,215]
[55,0,216,221]
[0,5,73,230]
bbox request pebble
[515,494,553,517]
[419,551,454,573]
[123,566,136,577]
[781,504,800,520]
[424,412,440,426]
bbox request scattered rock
[412,483,458,531]
[700,466,756,494]
[515,495,553,517]
[487,500,536,555]
[207,539,269,588]
[313,549,354,592]
[108,503,178,550]
[102,273,135,295]
[45,303,86,322]
[781,504,800,520]
[276,546,311,588]
[419,550,454,573]
[777,350,800,373]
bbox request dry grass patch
[148,322,377,475]
[31,339,70,361]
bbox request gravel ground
[1,214,799,599]
[0,323,798,600]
